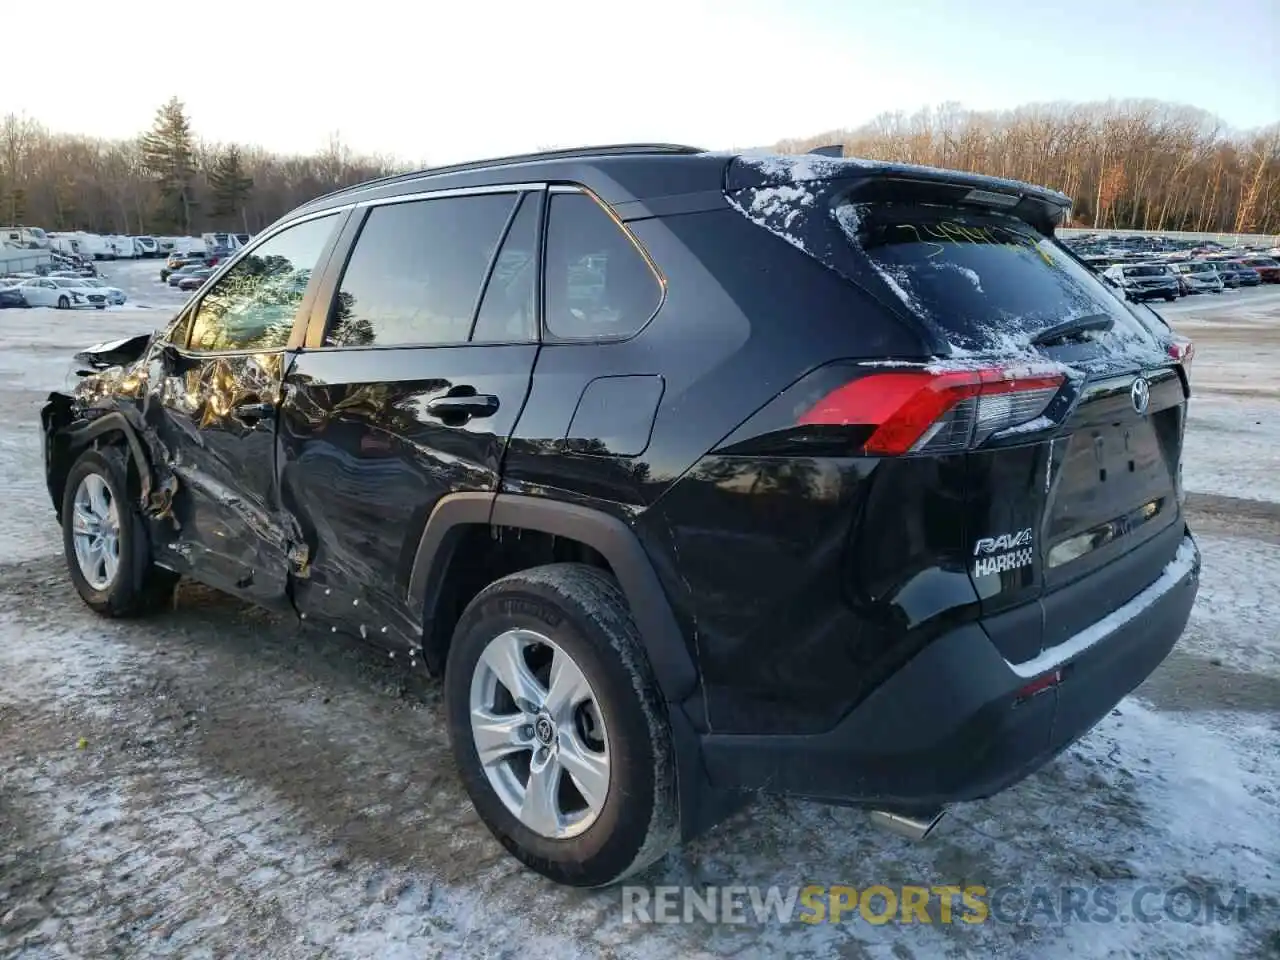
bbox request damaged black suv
[42,144,1200,887]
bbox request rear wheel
[62,446,178,617]
[444,563,678,887]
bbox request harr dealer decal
[972,528,1034,578]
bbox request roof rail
[306,143,707,205]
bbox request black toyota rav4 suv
[41,144,1200,887]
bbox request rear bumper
[700,530,1200,807]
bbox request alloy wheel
[71,473,121,591]
[468,628,610,839]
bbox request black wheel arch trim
[407,492,699,703]
[57,410,156,507]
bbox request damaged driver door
[147,211,347,605]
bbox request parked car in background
[1208,260,1246,287]
[160,255,208,282]
[1170,261,1225,294]
[1102,262,1180,301]
[1215,260,1262,287]
[1239,256,1280,283]
[167,263,210,287]
[18,277,108,309]
[175,266,214,291]
[133,236,160,258]
[79,277,127,305]
[0,282,26,308]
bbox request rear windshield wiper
[1030,313,1114,347]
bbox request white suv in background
[1171,261,1226,294]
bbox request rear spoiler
[726,153,1073,231]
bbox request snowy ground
[1,262,1277,959]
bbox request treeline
[1,97,1277,236]
[0,98,404,236]
[777,100,1280,235]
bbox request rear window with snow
[835,203,1137,352]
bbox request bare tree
[1,98,1277,235]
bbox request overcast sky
[5,0,1277,165]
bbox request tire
[1165,294,1177,302]
[57,295,70,309]
[444,562,679,887]
[61,445,178,617]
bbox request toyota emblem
[1131,376,1150,415]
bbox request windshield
[834,202,1148,352]
[52,278,84,288]
[28,228,47,239]
[1122,265,1167,277]
[1247,257,1278,267]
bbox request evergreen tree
[140,97,197,233]
[208,146,254,229]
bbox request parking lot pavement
[1,280,1278,959]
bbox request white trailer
[0,242,54,274]
[72,233,111,260]
[0,226,51,249]
[105,235,136,259]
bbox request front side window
[544,192,662,340]
[188,213,338,352]
[325,193,517,348]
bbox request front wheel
[1165,294,1177,302]
[57,295,70,309]
[444,563,678,887]
[62,446,178,617]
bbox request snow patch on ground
[1182,394,1280,504]
[1,259,1278,959]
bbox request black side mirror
[159,342,197,375]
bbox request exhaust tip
[868,808,947,841]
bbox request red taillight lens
[798,366,1065,456]
[1168,338,1194,364]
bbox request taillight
[1168,338,1194,364]
[797,366,1065,455]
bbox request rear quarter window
[543,192,662,340]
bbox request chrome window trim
[356,182,546,209]
[306,187,544,352]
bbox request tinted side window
[544,192,661,340]
[188,214,338,352]
[325,193,517,348]
[471,194,539,343]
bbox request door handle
[233,401,275,422]
[425,392,500,420]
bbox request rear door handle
[425,393,500,420]
[233,401,275,422]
